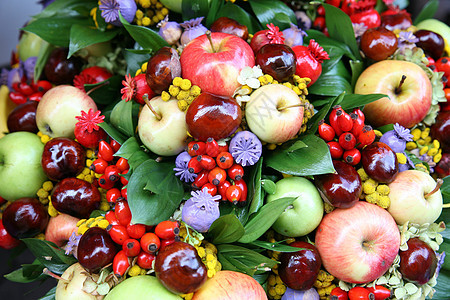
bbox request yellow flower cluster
[406,127,442,164]
[179,223,203,246]
[76,215,109,235]
[314,270,336,299]
[127,264,148,276]
[357,168,391,209]
[135,61,148,77]
[161,77,201,111]
[37,181,53,205]
[37,131,51,144]
[134,0,169,27]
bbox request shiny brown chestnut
[51,177,101,219]
[185,92,242,141]
[399,238,437,285]
[2,198,49,239]
[415,30,445,61]
[256,43,296,82]
[361,142,398,183]
[381,13,412,31]
[44,48,82,85]
[146,46,181,94]
[155,241,207,294]
[210,17,249,40]
[360,27,398,61]
[41,137,86,181]
[7,101,39,133]
[77,227,118,273]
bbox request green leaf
[214,3,262,34]
[247,158,264,216]
[238,197,296,243]
[308,74,352,96]
[307,92,345,135]
[207,214,245,244]
[114,137,151,172]
[248,0,296,30]
[21,239,76,275]
[34,0,96,18]
[127,159,184,225]
[284,140,307,153]
[305,30,356,61]
[98,122,127,145]
[261,179,276,195]
[376,123,395,134]
[265,134,335,176]
[125,49,152,76]
[340,94,387,111]
[39,286,57,300]
[119,13,169,51]
[23,17,91,47]
[33,41,54,84]
[68,24,118,58]
[414,0,439,25]
[248,240,304,252]
[323,4,361,60]
[349,60,364,88]
[182,0,210,21]
[4,260,46,283]
[205,0,222,27]
[109,100,139,137]
[441,176,450,201]
[434,269,450,300]
[217,244,277,276]
[84,75,123,106]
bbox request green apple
[105,275,181,300]
[18,32,46,62]
[138,96,188,156]
[36,85,98,139]
[0,132,47,201]
[266,177,323,237]
[56,263,101,300]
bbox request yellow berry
[411,128,421,141]
[177,90,190,100]
[177,100,188,111]
[282,82,292,89]
[197,247,206,258]
[141,62,148,73]
[268,274,277,286]
[406,141,417,150]
[169,85,180,97]
[416,138,426,146]
[373,130,383,138]
[180,79,192,91]
[161,91,171,101]
[376,184,390,195]
[428,147,438,157]
[365,191,380,204]
[421,128,430,139]
[161,7,169,15]
[419,146,429,156]
[433,139,440,149]
[41,135,51,144]
[434,153,442,163]
[99,201,110,211]
[363,179,378,194]
[142,17,151,26]
[379,195,390,209]
[98,219,110,229]
[78,224,89,235]
[128,265,142,276]
[274,284,286,295]
[37,131,43,137]
[396,152,407,164]
[190,86,201,97]
[37,188,48,199]
[357,168,369,181]
[173,77,183,87]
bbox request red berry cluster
[105,209,180,277]
[429,56,450,87]
[319,106,375,165]
[9,79,52,105]
[330,285,391,300]
[186,138,247,205]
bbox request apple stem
[277,103,305,111]
[442,203,450,209]
[86,81,109,96]
[205,30,216,53]
[424,178,443,198]
[394,75,407,94]
[42,268,70,284]
[143,94,161,120]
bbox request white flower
[237,65,263,89]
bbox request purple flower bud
[174,151,197,183]
[23,56,37,80]
[7,68,23,91]
[229,131,262,166]
[158,16,182,45]
[0,69,9,86]
[295,11,311,31]
[99,0,137,27]
[180,17,208,46]
[283,23,307,48]
[379,123,413,153]
[281,287,319,300]
[182,189,220,232]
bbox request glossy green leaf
[305,30,356,60]
[414,0,438,25]
[127,159,184,225]
[307,92,345,135]
[214,3,262,34]
[208,214,245,244]
[217,244,277,276]
[323,4,361,60]
[340,93,386,111]
[23,17,91,47]
[239,197,296,243]
[284,140,307,153]
[307,74,352,96]
[21,239,76,275]
[33,41,54,84]
[5,260,46,283]
[119,13,168,51]
[376,124,395,134]
[114,137,151,172]
[248,158,264,216]
[98,122,127,145]
[261,179,276,195]
[434,269,450,300]
[248,240,305,252]
[248,0,296,30]
[205,0,222,27]
[84,75,123,106]
[39,286,57,300]
[109,100,139,137]
[182,0,210,21]
[68,24,118,57]
[265,134,335,176]
[349,60,364,88]
[124,49,152,76]
[34,0,95,18]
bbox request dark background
[1,0,449,299]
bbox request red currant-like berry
[206,138,220,157]
[218,180,232,201]
[105,165,120,182]
[137,251,155,269]
[187,141,207,156]
[208,167,227,186]
[106,188,122,203]
[120,169,129,185]
[318,120,336,142]
[188,156,203,174]
[105,210,120,226]
[91,158,108,174]
[330,287,348,300]
[327,141,344,159]
[348,287,373,300]
[234,179,248,204]
[154,220,180,240]
[141,232,161,253]
[357,125,376,148]
[98,174,115,190]
[343,148,361,166]
[116,157,129,173]
[339,132,357,150]
[126,223,146,239]
[329,105,344,136]
[227,164,244,181]
[123,238,141,257]
[367,285,391,300]
[351,113,365,137]
[352,108,365,122]
[201,183,217,196]
[337,110,353,132]
[199,155,216,171]
[192,170,209,189]
[113,250,130,277]
[121,187,127,200]
[216,152,234,169]
[115,199,132,226]
[98,140,115,162]
[107,224,130,245]
[225,185,242,204]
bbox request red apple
[192,270,267,300]
[354,60,432,128]
[315,201,400,284]
[180,32,255,97]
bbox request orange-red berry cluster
[319,106,375,165]
[330,285,391,300]
[186,138,247,205]
[9,79,52,104]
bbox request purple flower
[0,69,9,86]
[295,11,311,31]
[182,189,220,232]
[158,16,182,45]
[397,31,418,53]
[229,131,262,166]
[22,57,37,80]
[7,68,23,91]
[283,23,307,48]
[64,232,81,258]
[435,251,446,278]
[174,151,197,183]
[180,17,208,45]
[379,123,412,153]
[99,0,136,27]
[353,23,368,39]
